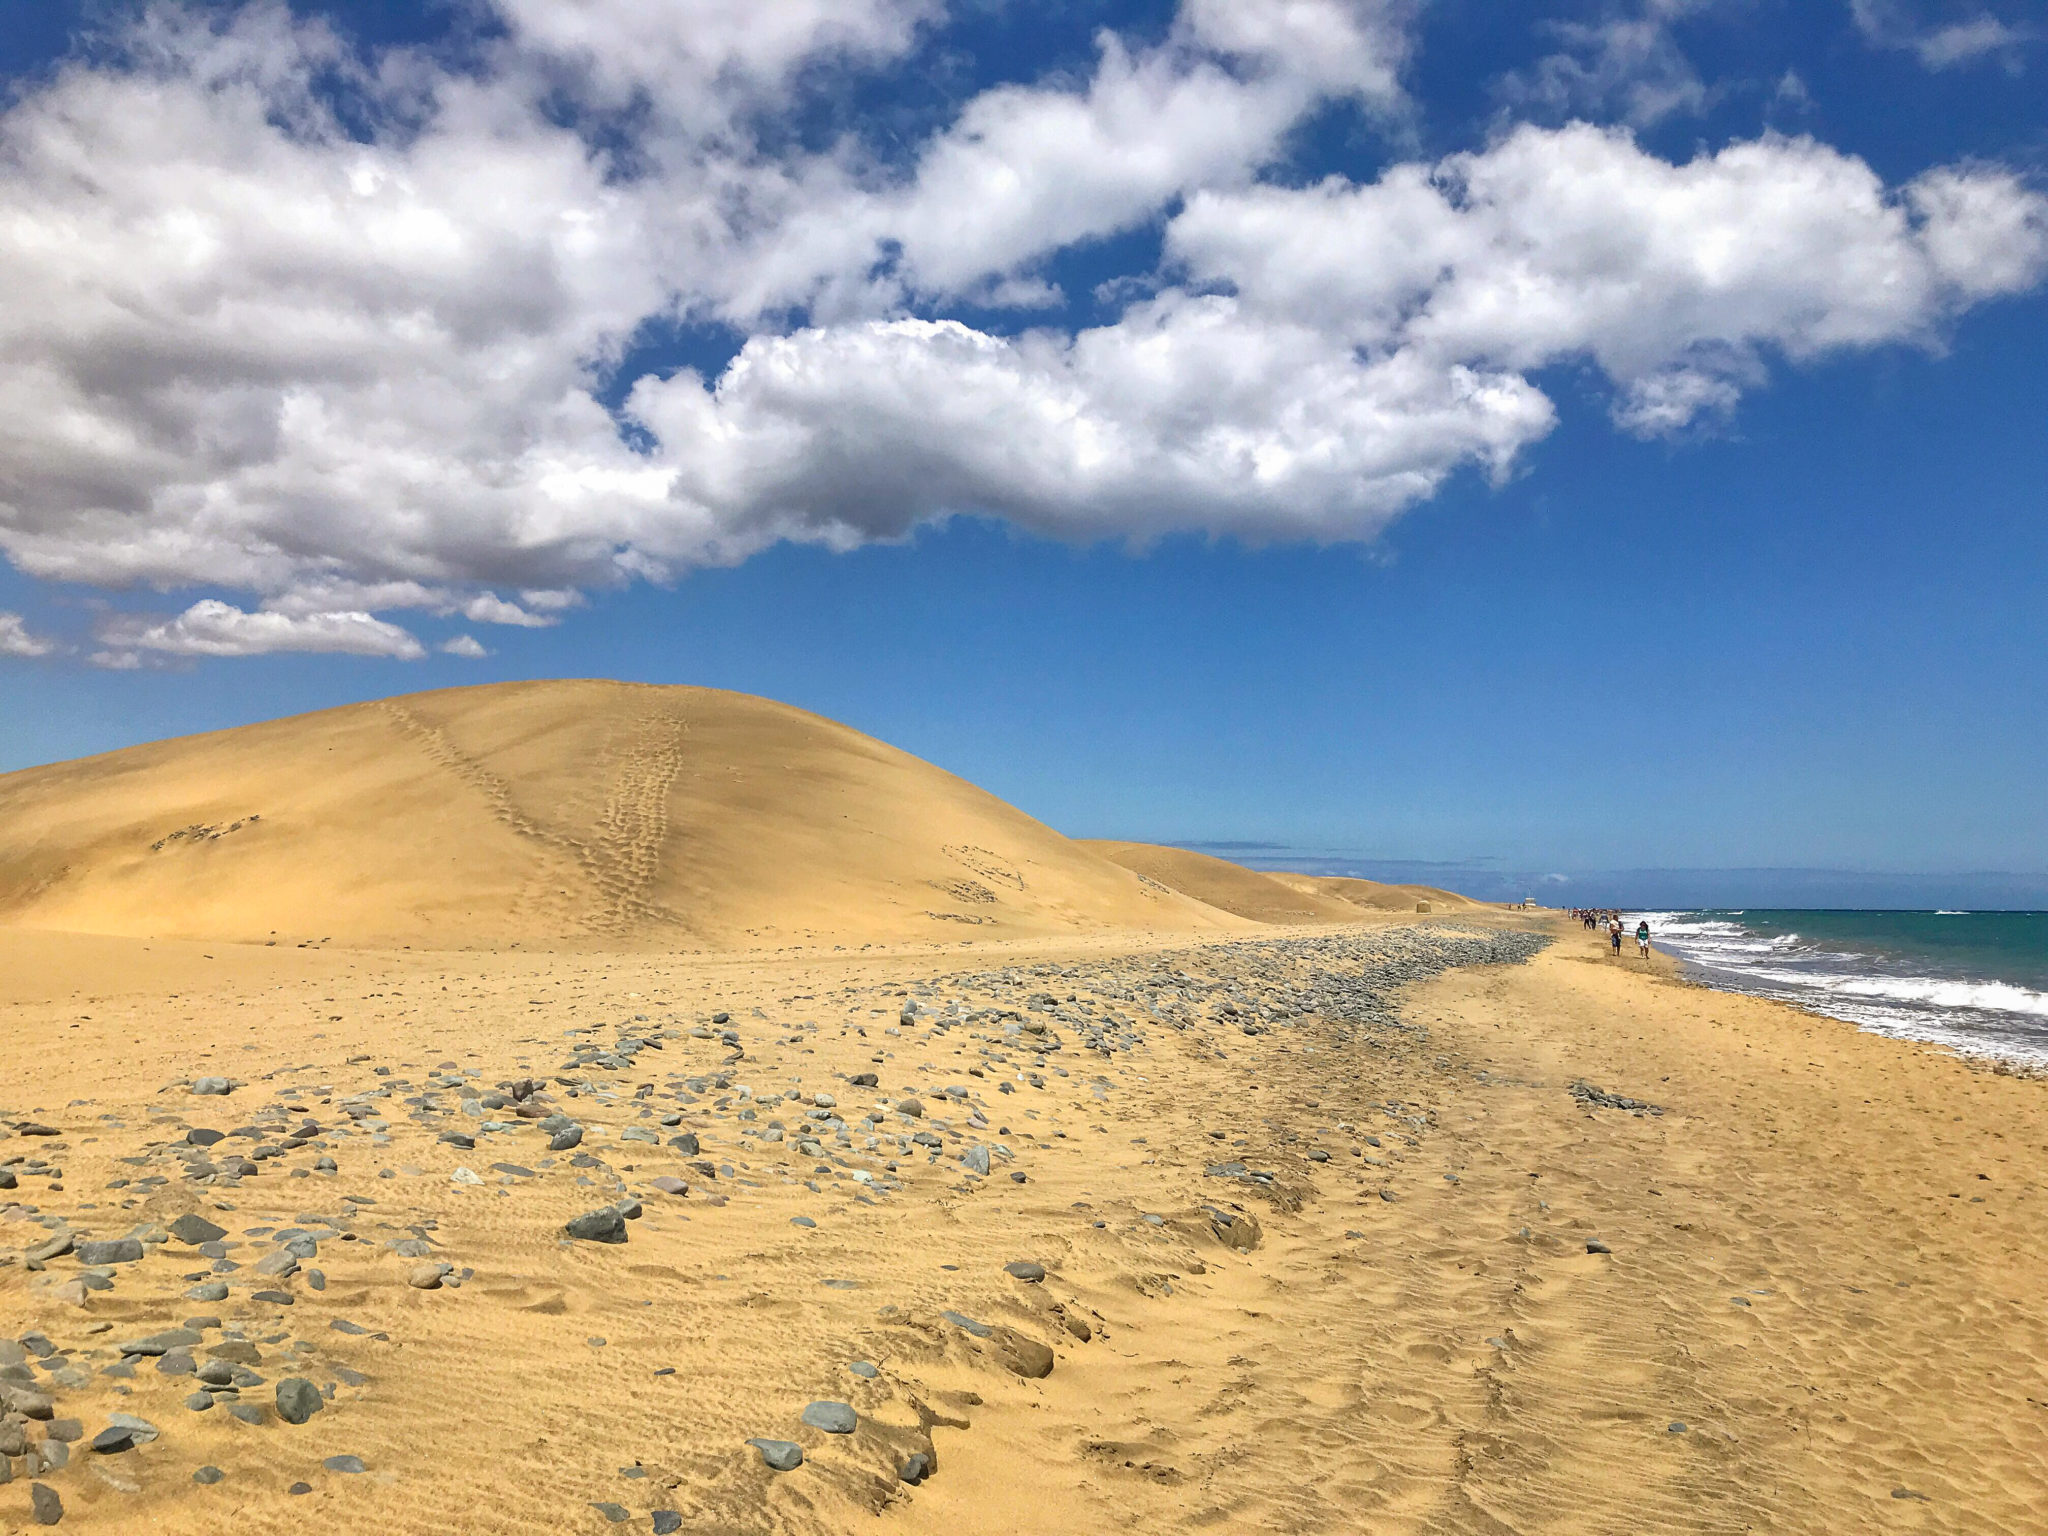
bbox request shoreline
[4,914,2044,1532]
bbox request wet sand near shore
[4,916,2044,1534]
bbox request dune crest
[0,680,1245,949]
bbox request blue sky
[0,0,2044,905]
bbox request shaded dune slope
[0,681,1247,949]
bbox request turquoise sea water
[1633,909,2048,1062]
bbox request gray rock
[565,1208,627,1244]
[169,1214,227,1245]
[590,1503,629,1524]
[228,1404,265,1425]
[30,1481,60,1525]
[653,1512,682,1534]
[896,1098,924,1118]
[407,1262,450,1289]
[323,1455,366,1474]
[801,1401,857,1434]
[668,1133,700,1156]
[549,1126,584,1151]
[747,1438,803,1471]
[75,1238,143,1265]
[185,1392,214,1412]
[90,1426,135,1454]
[648,1176,687,1195]
[117,1329,202,1357]
[1587,1239,1612,1255]
[961,1146,990,1176]
[185,1282,229,1303]
[254,1248,300,1278]
[186,1128,224,1146]
[107,1414,157,1445]
[275,1377,322,1425]
[899,1451,933,1485]
[157,1352,196,1376]
[941,1311,993,1338]
[1004,1260,1046,1283]
[848,1361,878,1379]
[193,1465,224,1484]
[191,1078,233,1096]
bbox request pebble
[941,1311,993,1339]
[896,1098,924,1118]
[549,1126,584,1151]
[747,1438,803,1471]
[275,1377,323,1425]
[118,1329,202,1357]
[590,1503,629,1524]
[170,1214,228,1245]
[790,1216,816,1229]
[75,1238,143,1265]
[565,1208,627,1244]
[193,1466,225,1484]
[1586,1240,1613,1255]
[228,1404,266,1426]
[324,1455,367,1474]
[30,1482,61,1525]
[648,1176,687,1195]
[407,1262,450,1289]
[187,1282,230,1302]
[848,1361,878,1378]
[289,1482,312,1495]
[1004,1260,1046,1282]
[800,1401,857,1434]
[653,1513,681,1533]
[899,1451,933,1485]
[90,1426,136,1454]
[191,1078,233,1096]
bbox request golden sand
[3,686,2043,1533]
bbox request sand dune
[0,681,1246,949]
[1080,841,1367,923]
[1082,840,1477,917]
[1262,870,1476,913]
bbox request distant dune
[0,680,1251,949]
[1260,870,1478,913]
[1085,841,1477,919]
[1081,842,1366,923]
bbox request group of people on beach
[1571,909,1651,958]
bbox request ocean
[1633,909,2048,1064]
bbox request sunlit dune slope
[1263,870,1477,912]
[1080,841,1367,923]
[0,680,1250,949]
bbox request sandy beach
[3,685,2044,1533]
[5,912,2045,1534]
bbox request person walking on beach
[1609,918,1623,957]
[1636,919,1650,958]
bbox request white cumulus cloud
[0,612,56,657]
[0,1,2038,658]
[98,600,426,661]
